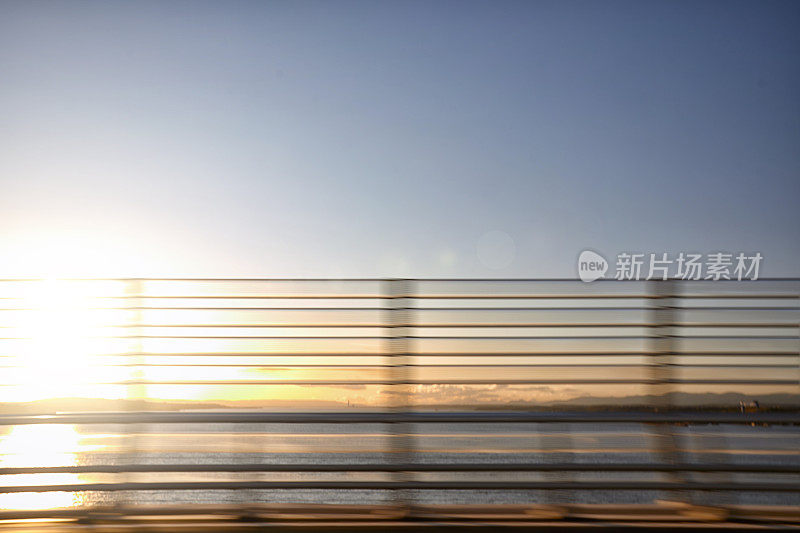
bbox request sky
[1,0,798,279]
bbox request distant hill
[546,391,800,408]
[0,397,229,415]
[2,391,798,415]
[0,397,350,415]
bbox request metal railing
[0,278,798,524]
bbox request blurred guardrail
[0,278,798,527]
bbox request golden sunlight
[1,280,131,402]
[0,424,99,510]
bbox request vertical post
[650,279,675,409]
[648,279,689,504]
[384,279,414,513]
[123,279,146,510]
[543,283,573,506]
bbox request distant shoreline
[2,392,799,416]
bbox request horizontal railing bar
[665,363,800,368]
[414,335,800,339]
[0,363,652,369]
[0,363,392,368]
[3,463,798,475]
[2,379,796,386]
[3,363,796,369]
[2,334,795,340]
[397,351,800,357]
[0,334,659,340]
[2,352,796,358]
[0,278,381,282]
[2,293,796,300]
[3,323,794,328]
[0,277,797,281]
[2,306,797,311]
[3,480,799,493]
[2,411,797,426]
[0,306,650,311]
[0,506,797,527]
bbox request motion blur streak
[0,278,798,529]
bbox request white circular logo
[578,250,607,282]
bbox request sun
[1,279,132,403]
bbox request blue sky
[1,0,798,278]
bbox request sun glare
[2,280,131,403]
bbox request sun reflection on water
[0,424,103,510]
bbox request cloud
[335,384,367,390]
[375,383,580,405]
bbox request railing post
[384,278,415,513]
[123,279,146,510]
[648,279,689,504]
